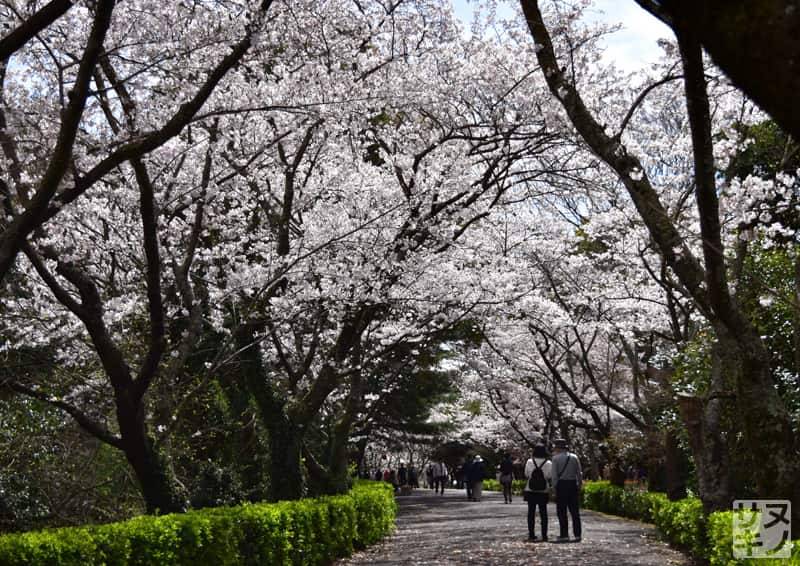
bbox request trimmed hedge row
[582,481,800,565]
[482,479,526,495]
[0,481,396,566]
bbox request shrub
[482,479,526,495]
[581,481,800,565]
[0,480,395,565]
[707,511,800,566]
[350,481,397,547]
[650,495,707,557]
[583,481,667,523]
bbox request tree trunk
[234,322,304,502]
[729,331,800,516]
[662,427,687,501]
[679,332,735,511]
[324,445,351,496]
[608,463,626,488]
[676,384,732,513]
[587,440,601,481]
[266,417,303,501]
[220,374,269,502]
[794,252,800,376]
[117,401,188,514]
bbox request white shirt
[550,451,582,489]
[524,457,552,492]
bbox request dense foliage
[0,481,395,566]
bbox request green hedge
[707,511,800,566]
[582,481,668,524]
[482,479,526,495]
[0,481,396,566]
[582,482,799,565]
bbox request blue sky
[451,0,672,72]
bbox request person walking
[524,444,552,542]
[551,439,582,542]
[432,461,448,495]
[461,457,474,500]
[499,453,515,504]
[398,462,408,487]
[470,455,486,502]
[426,465,434,490]
[409,466,418,489]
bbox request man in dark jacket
[469,455,486,502]
[461,458,474,500]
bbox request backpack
[528,459,547,491]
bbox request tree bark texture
[662,427,687,501]
[235,322,304,501]
[676,393,731,513]
[635,0,800,141]
[117,403,189,514]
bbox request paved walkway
[336,488,695,565]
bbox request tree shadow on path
[335,487,697,565]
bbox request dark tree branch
[635,0,800,141]
[0,0,115,281]
[1,379,124,449]
[573,328,647,430]
[0,0,276,284]
[675,24,739,333]
[616,73,683,139]
[0,0,74,62]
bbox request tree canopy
[0,0,798,534]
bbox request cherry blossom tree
[1,0,577,507]
[519,0,798,520]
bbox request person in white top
[524,444,552,542]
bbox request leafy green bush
[707,511,800,566]
[350,481,397,546]
[582,481,800,565]
[649,494,707,557]
[482,478,526,495]
[0,480,395,565]
[581,481,666,523]
[583,482,705,556]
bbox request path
[336,487,695,565]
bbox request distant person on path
[551,439,582,542]
[461,457,474,500]
[524,444,552,542]
[433,461,448,494]
[426,465,434,490]
[409,467,418,488]
[499,453,515,504]
[398,462,408,486]
[469,455,486,502]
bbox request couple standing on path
[464,455,487,501]
[523,439,582,543]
